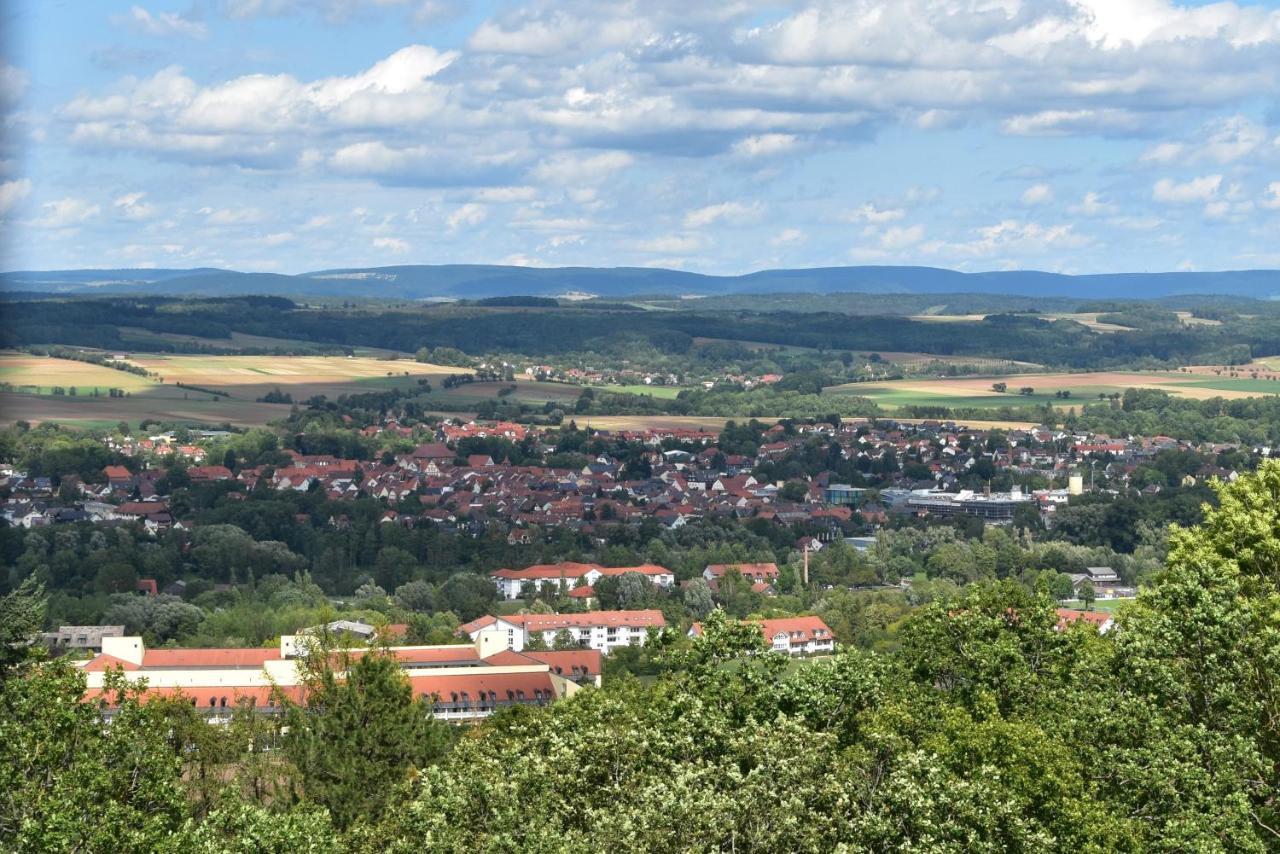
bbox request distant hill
[4,264,1279,301]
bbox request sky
[2,0,1280,275]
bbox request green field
[605,384,686,399]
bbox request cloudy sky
[3,0,1280,274]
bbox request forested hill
[4,264,1280,300]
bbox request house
[689,615,835,656]
[703,562,779,588]
[459,610,666,654]
[489,562,675,600]
[1055,608,1114,633]
[43,624,125,654]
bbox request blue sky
[3,0,1280,275]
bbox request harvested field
[123,354,464,400]
[830,370,1280,410]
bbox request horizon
[5,1,1280,276]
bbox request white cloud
[731,133,799,158]
[117,6,208,38]
[1021,183,1054,205]
[1069,191,1116,216]
[770,228,806,246]
[683,201,763,228]
[879,224,924,250]
[473,186,537,203]
[113,192,157,220]
[200,206,264,225]
[0,179,32,217]
[31,197,101,229]
[1153,174,1222,203]
[1261,182,1280,210]
[846,203,905,224]
[372,236,410,253]
[446,202,487,231]
[924,220,1090,259]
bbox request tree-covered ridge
[3,463,1279,850]
[4,294,1279,370]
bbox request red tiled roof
[485,648,603,677]
[408,670,557,702]
[705,562,779,578]
[84,684,302,708]
[595,564,673,578]
[139,648,282,668]
[491,561,598,580]
[512,610,665,632]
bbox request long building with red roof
[490,561,675,599]
[79,627,589,724]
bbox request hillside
[5,264,1280,300]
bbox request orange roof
[408,670,557,702]
[596,564,673,578]
[1055,608,1112,629]
[139,648,282,668]
[491,561,598,580]
[485,648,602,677]
[513,610,665,632]
[705,562,779,578]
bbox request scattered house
[1055,608,1115,633]
[43,624,126,654]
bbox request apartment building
[460,609,667,654]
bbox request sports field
[829,370,1280,410]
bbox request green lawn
[1061,598,1134,613]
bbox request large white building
[79,630,599,724]
[460,609,667,654]
[490,562,676,600]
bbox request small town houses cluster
[9,415,1207,723]
[2,418,1261,537]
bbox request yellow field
[0,352,471,427]
[124,354,465,399]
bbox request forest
[2,463,1278,850]
[4,293,1279,370]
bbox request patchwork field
[123,354,463,399]
[831,370,1280,410]
[0,352,467,427]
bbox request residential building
[459,610,666,654]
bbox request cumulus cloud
[1153,174,1222,203]
[0,179,32,217]
[114,192,157,220]
[531,151,633,186]
[1069,191,1117,216]
[731,134,799,158]
[631,234,703,254]
[770,227,806,246]
[1261,181,1280,210]
[446,202,487,231]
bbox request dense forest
[2,463,1278,850]
[3,294,1278,369]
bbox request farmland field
[0,352,467,427]
[829,370,1280,410]
[123,354,463,399]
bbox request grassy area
[604,384,686,399]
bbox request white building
[490,562,676,600]
[460,610,667,654]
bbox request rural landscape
[5,0,1280,851]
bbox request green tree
[280,645,451,830]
